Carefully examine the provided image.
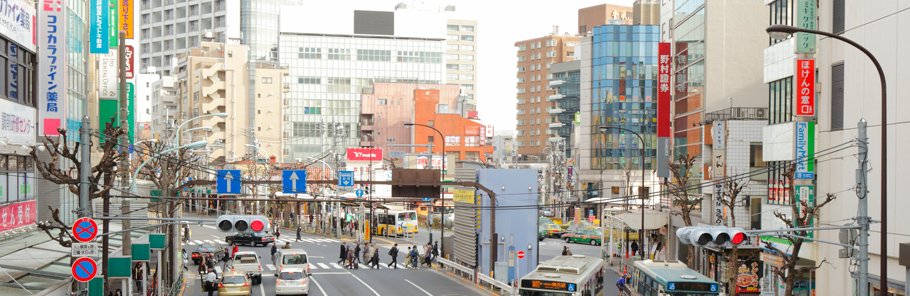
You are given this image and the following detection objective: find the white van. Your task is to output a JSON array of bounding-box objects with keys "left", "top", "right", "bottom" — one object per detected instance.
[{"left": 275, "top": 248, "right": 309, "bottom": 274}]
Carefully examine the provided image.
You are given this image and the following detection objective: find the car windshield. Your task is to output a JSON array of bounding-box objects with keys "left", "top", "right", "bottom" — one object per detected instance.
[
  {"left": 282, "top": 254, "right": 308, "bottom": 265},
  {"left": 196, "top": 245, "right": 215, "bottom": 252},
  {"left": 221, "top": 275, "right": 246, "bottom": 284},
  {"left": 279, "top": 272, "right": 305, "bottom": 280}
]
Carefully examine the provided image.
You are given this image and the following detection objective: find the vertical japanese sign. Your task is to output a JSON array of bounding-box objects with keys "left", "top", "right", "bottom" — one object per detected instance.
[
  {"left": 98, "top": 52, "right": 117, "bottom": 98},
  {"left": 0, "top": 0, "right": 36, "bottom": 52},
  {"left": 657, "top": 42, "right": 671, "bottom": 178},
  {"left": 38, "top": 0, "right": 67, "bottom": 136},
  {"left": 90, "top": 0, "right": 109, "bottom": 53},
  {"left": 119, "top": 0, "right": 133, "bottom": 38},
  {"left": 125, "top": 45, "right": 134, "bottom": 79},
  {"left": 795, "top": 185, "right": 815, "bottom": 237},
  {"left": 796, "top": 0, "right": 817, "bottom": 53},
  {"left": 794, "top": 122, "right": 815, "bottom": 179},
  {"left": 127, "top": 82, "right": 135, "bottom": 139},
  {"left": 108, "top": 0, "right": 117, "bottom": 47},
  {"left": 795, "top": 59, "right": 815, "bottom": 116}
]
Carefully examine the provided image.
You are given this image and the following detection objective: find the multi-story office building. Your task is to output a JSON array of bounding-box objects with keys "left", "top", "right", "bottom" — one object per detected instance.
[
  {"left": 278, "top": 6, "right": 446, "bottom": 162},
  {"left": 445, "top": 19, "right": 478, "bottom": 112},
  {"left": 514, "top": 31, "right": 579, "bottom": 159},
  {"left": 151, "top": 75, "right": 179, "bottom": 139},
  {"left": 139, "top": 0, "right": 241, "bottom": 74},
  {"left": 578, "top": 3, "right": 632, "bottom": 35},
  {"left": 577, "top": 24, "right": 660, "bottom": 206},
  {"left": 547, "top": 60, "right": 580, "bottom": 158},
  {"left": 175, "top": 42, "right": 288, "bottom": 165}
]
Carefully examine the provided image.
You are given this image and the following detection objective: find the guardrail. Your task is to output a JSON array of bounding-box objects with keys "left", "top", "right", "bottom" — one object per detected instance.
[
  {"left": 436, "top": 257, "right": 474, "bottom": 281},
  {"left": 477, "top": 272, "right": 515, "bottom": 296}
]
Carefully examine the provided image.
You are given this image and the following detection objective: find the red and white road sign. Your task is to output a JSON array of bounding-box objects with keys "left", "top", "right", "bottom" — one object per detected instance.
[
  {"left": 517, "top": 251, "right": 525, "bottom": 259},
  {"left": 72, "top": 218, "right": 98, "bottom": 243},
  {"left": 72, "top": 257, "right": 98, "bottom": 282}
]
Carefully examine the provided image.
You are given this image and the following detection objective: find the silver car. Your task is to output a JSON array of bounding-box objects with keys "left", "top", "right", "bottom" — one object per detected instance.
[{"left": 275, "top": 268, "right": 309, "bottom": 295}]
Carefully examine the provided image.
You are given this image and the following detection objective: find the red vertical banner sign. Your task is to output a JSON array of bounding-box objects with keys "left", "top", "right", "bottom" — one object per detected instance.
[
  {"left": 795, "top": 59, "right": 815, "bottom": 116},
  {"left": 656, "top": 42, "right": 671, "bottom": 178}
]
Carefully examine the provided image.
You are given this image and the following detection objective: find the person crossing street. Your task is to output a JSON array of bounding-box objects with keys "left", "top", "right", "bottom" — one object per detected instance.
[
  {"left": 387, "top": 244, "right": 399, "bottom": 269},
  {"left": 354, "top": 243, "right": 362, "bottom": 263},
  {"left": 338, "top": 242, "right": 347, "bottom": 264},
  {"left": 296, "top": 226, "right": 302, "bottom": 242}
]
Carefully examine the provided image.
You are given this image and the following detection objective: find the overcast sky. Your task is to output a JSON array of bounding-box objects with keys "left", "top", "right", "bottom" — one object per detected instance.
[{"left": 307, "top": 0, "right": 636, "bottom": 133}]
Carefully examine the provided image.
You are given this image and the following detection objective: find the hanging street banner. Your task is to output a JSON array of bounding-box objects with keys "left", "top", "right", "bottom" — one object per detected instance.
[
  {"left": 38, "top": 0, "right": 67, "bottom": 136},
  {"left": 657, "top": 42, "right": 671, "bottom": 178},
  {"left": 794, "top": 122, "right": 815, "bottom": 179},
  {"left": 795, "top": 59, "right": 815, "bottom": 117},
  {"left": 119, "top": 0, "right": 134, "bottom": 38},
  {"left": 90, "top": 0, "right": 110, "bottom": 53}
]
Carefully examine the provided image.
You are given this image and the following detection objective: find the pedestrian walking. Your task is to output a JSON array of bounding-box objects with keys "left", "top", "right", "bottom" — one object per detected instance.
[
  {"left": 354, "top": 243, "right": 362, "bottom": 263},
  {"left": 183, "top": 225, "right": 190, "bottom": 243},
  {"left": 181, "top": 249, "right": 188, "bottom": 271},
  {"left": 363, "top": 244, "right": 371, "bottom": 264},
  {"left": 231, "top": 243, "right": 239, "bottom": 258},
  {"left": 405, "top": 246, "right": 412, "bottom": 268},
  {"left": 346, "top": 246, "right": 355, "bottom": 269},
  {"left": 204, "top": 269, "right": 217, "bottom": 296},
  {"left": 271, "top": 243, "right": 278, "bottom": 267},
  {"left": 432, "top": 241, "right": 439, "bottom": 261},
  {"left": 371, "top": 247, "right": 380, "bottom": 269},
  {"left": 410, "top": 245, "right": 419, "bottom": 268},
  {"left": 296, "top": 226, "right": 302, "bottom": 242},
  {"left": 423, "top": 244, "right": 432, "bottom": 267},
  {"left": 338, "top": 242, "right": 347, "bottom": 264},
  {"left": 282, "top": 242, "right": 291, "bottom": 249},
  {"left": 388, "top": 244, "right": 399, "bottom": 269},
  {"left": 562, "top": 246, "right": 569, "bottom": 256},
  {"left": 133, "top": 263, "right": 143, "bottom": 293},
  {"left": 276, "top": 227, "right": 281, "bottom": 240}
]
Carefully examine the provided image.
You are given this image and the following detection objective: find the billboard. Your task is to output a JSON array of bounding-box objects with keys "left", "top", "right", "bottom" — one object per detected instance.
[
  {"left": 657, "top": 42, "right": 671, "bottom": 177},
  {"left": 90, "top": 0, "right": 110, "bottom": 53},
  {"left": 762, "top": 122, "right": 795, "bottom": 162},
  {"left": 346, "top": 148, "right": 382, "bottom": 161},
  {"left": 795, "top": 59, "right": 815, "bottom": 116},
  {"left": 125, "top": 45, "right": 135, "bottom": 79},
  {"left": 119, "top": 0, "right": 133, "bottom": 38},
  {"left": 0, "top": 99, "right": 37, "bottom": 144},
  {"left": 0, "top": 200, "right": 35, "bottom": 232},
  {"left": 795, "top": 0, "right": 817, "bottom": 53},
  {"left": 38, "top": 0, "right": 67, "bottom": 136},
  {"left": 0, "top": 0, "right": 36, "bottom": 52},
  {"left": 109, "top": 0, "right": 117, "bottom": 46},
  {"left": 794, "top": 122, "right": 815, "bottom": 179}
]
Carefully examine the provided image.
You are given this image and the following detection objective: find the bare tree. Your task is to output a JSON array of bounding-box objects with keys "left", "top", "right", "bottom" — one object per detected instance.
[
  {"left": 718, "top": 179, "right": 750, "bottom": 296},
  {"left": 668, "top": 153, "right": 702, "bottom": 267},
  {"left": 30, "top": 119, "right": 124, "bottom": 295},
  {"left": 763, "top": 165, "right": 836, "bottom": 296}
]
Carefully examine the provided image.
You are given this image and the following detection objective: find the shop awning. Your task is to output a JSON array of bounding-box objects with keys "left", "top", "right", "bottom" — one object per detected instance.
[{"left": 617, "top": 210, "right": 668, "bottom": 230}]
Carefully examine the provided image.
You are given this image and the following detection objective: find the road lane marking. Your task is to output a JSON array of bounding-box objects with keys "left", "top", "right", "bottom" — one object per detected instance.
[
  {"left": 348, "top": 272, "right": 381, "bottom": 296},
  {"left": 405, "top": 279, "right": 433, "bottom": 296},
  {"left": 309, "top": 264, "right": 317, "bottom": 269},
  {"left": 214, "top": 240, "right": 226, "bottom": 244},
  {"left": 310, "top": 272, "right": 349, "bottom": 275},
  {"left": 310, "top": 277, "right": 328, "bottom": 296},
  {"left": 330, "top": 263, "right": 343, "bottom": 269},
  {"left": 193, "top": 240, "right": 204, "bottom": 245},
  {"left": 259, "top": 277, "right": 265, "bottom": 296},
  {"left": 317, "top": 263, "right": 330, "bottom": 269},
  {"left": 265, "top": 264, "right": 275, "bottom": 271},
  {"left": 202, "top": 225, "right": 215, "bottom": 229}
]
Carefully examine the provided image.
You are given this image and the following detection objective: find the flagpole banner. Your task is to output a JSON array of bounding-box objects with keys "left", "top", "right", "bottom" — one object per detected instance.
[
  {"left": 38, "top": 0, "right": 67, "bottom": 136},
  {"left": 90, "top": 0, "right": 109, "bottom": 53}
]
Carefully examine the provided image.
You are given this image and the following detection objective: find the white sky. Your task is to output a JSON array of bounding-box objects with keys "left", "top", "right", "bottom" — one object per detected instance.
[{"left": 304, "top": 0, "right": 636, "bottom": 133}]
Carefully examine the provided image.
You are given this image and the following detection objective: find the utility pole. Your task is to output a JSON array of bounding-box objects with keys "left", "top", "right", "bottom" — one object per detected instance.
[
  {"left": 118, "top": 31, "right": 132, "bottom": 259},
  {"left": 856, "top": 119, "right": 870, "bottom": 296}
]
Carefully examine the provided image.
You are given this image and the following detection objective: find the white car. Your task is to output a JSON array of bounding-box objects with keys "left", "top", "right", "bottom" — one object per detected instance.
[
  {"left": 227, "top": 251, "right": 263, "bottom": 285},
  {"left": 276, "top": 249, "right": 309, "bottom": 275},
  {"left": 275, "top": 268, "right": 309, "bottom": 295}
]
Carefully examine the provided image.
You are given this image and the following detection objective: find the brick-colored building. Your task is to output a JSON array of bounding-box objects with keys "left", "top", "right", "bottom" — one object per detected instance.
[
  {"left": 514, "top": 33, "right": 579, "bottom": 159},
  {"left": 412, "top": 89, "right": 493, "bottom": 163},
  {"left": 577, "top": 4, "right": 632, "bottom": 35}
]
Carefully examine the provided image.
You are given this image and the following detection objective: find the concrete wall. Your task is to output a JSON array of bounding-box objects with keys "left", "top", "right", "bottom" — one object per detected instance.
[{"left": 476, "top": 169, "right": 538, "bottom": 282}]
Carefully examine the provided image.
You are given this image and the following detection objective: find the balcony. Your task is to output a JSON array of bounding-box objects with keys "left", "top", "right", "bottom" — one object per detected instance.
[
  {"left": 548, "top": 107, "right": 564, "bottom": 115},
  {"left": 361, "top": 122, "right": 374, "bottom": 131},
  {"left": 549, "top": 122, "right": 565, "bottom": 128},
  {"left": 548, "top": 79, "right": 564, "bottom": 87},
  {"left": 547, "top": 94, "right": 565, "bottom": 101}
]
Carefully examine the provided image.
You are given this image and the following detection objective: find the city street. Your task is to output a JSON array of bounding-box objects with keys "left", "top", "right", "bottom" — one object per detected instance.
[{"left": 180, "top": 214, "right": 491, "bottom": 296}]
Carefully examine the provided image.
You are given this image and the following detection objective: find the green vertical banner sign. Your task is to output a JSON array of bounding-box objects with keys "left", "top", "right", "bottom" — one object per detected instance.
[
  {"left": 127, "top": 82, "right": 135, "bottom": 139},
  {"left": 796, "top": 0, "right": 817, "bottom": 53},
  {"left": 795, "top": 185, "right": 815, "bottom": 238},
  {"left": 109, "top": 0, "right": 118, "bottom": 47},
  {"left": 99, "top": 99, "right": 118, "bottom": 142}
]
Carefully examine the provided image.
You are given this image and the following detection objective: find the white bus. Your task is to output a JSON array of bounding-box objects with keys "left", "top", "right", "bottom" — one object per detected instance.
[
  {"left": 518, "top": 255, "right": 605, "bottom": 296},
  {"left": 370, "top": 210, "right": 418, "bottom": 237}
]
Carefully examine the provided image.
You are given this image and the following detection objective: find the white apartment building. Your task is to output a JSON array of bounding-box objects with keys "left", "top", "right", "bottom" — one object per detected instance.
[
  {"left": 150, "top": 75, "right": 179, "bottom": 139},
  {"left": 139, "top": 0, "right": 241, "bottom": 74},
  {"left": 278, "top": 5, "right": 446, "bottom": 162}
]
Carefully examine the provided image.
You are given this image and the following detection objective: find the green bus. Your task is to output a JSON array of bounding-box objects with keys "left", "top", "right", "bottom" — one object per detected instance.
[
  {"left": 563, "top": 228, "right": 603, "bottom": 245},
  {"left": 629, "top": 260, "right": 720, "bottom": 296}
]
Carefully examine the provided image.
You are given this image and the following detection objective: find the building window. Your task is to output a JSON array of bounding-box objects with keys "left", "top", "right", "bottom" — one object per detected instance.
[
  {"left": 460, "top": 54, "right": 474, "bottom": 61},
  {"left": 378, "top": 99, "right": 388, "bottom": 105},
  {"left": 447, "top": 44, "right": 459, "bottom": 51},
  {"left": 327, "top": 48, "right": 351, "bottom": 60},
  {"left": 831, "top": 63, "right": 844, "bottom": 130},
  {"left": 750, "top": 143, "right": 767, "bottom": 167},
  {"left": 447, "top": 34, "right": 458, "bottom": 41},
  {"left": 299, "top": 77, "right": 321, "bottom": 84},
  {"left": 462, "top": 84, "right": 474, "bottom": 90},
  {"left": 461, "top": 25, "right": 474, "bottom": 32},
  {"left": 461, "top": 35, "right": 474, "bottom": 41},
  {"left": 462, "top": 45, "right": 474, "bottom": 51},
  {"left": 517, "top": 77, "right": 526, "bottom": 83},
  {"left": 769, "top": 0, "right": 794, "bottom": 44},
  {"left": 833, "top": 0, "right": 845, "bottom": 34},
  {"left": 446, "top": 73, "right": 458, "bottom": 80},
  {"left": 447, "top": 25, "right": 459, "bottom": 31},
  {"left": 461, "top": 64, "right": 474, "bottom": 71},
  {"left": 300, "top": 47, "right": 321, "bottom": 59},
  {"left": 446, "top": 54, "right": 459, "bottom": 60},
  {"left": 517, "top": 45, "right": 526, "bottom": 51},
  {"left": 460, "top": 74, "right": 474, "bottom": 81},
  {"left": 768, "top": 77, "right": 793, "bottom": 124},
  {"left": 446, "top": 64, "right": 459, "bottom": 70},
  {"left": 445, "top": 136, "right": 460, "bottom": 146},
  {"left": 518, "top": 56, "right": 526, "bottom": 62},
  {"left": 465, "top": 136, "right": 480, "bottom": 147},
  {"left": 261, "top": 77, "right": 272, "bottom": 84},
  {"left": 547, "top": 40, "right": 557, "bottom": 47}
]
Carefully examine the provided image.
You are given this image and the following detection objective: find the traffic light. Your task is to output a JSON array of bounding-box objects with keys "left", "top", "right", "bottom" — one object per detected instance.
[
  {"left": 676, "top": 226, "right": 748, "bottom": 248},
  {"left": 216, "top": 215, "right": 270, "bottom": 233}
]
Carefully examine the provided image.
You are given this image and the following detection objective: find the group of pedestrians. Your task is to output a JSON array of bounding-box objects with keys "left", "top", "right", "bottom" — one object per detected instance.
[{"left": 338, "top": 242, "right": 383, "bottom": 269}]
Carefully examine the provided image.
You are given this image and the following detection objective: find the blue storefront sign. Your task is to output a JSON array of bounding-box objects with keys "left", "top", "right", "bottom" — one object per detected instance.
[{"left": 90, "top": 0, "right": 109, "bottom": 53}]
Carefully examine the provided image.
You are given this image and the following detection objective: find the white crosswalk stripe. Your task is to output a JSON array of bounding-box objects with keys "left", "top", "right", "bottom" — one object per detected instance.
[
  {"left": 308, "top": 264, "right": 318, "bottom": 270},
  {"left": 265, "top": 264, "right": 276, "bottom": 271},
  {"left": 193, "top": 240, "right": 204, "bottom": 245},
  {"left": 213, "top": 240, "right": 226, "bottom": 244},
  {"left": 317, "top": 263, "right": 330, "bottom": 269},
  {"left": 330, "top": 263, "right": 343, "bottom": 269}
]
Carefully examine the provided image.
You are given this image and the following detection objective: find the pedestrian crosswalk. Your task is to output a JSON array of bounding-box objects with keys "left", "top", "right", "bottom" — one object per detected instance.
[
  {"left": 259, "top": 261, "right": 412, "bottom": 271},
  {"left": 183, "top": 237, "right": 338, "bottom": 246}
]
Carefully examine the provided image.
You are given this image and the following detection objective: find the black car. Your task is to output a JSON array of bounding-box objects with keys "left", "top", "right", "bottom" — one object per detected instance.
[
  {"left": 191, "top": 244, "right": 217, "bottom": 265},
  {"left": 225, "top": 232, "right": 276, "bottom": 247}
]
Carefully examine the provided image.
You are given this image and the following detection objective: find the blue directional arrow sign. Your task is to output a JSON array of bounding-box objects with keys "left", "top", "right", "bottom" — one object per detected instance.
[
  {"left": 216, "top": 170, "right": 241, "bottom": 195},
  {"left": 355, "top": 189, "right": 364, "bottom": 198},
  {"left": 282, "top": 170, "right": 307, "bottom": 194},
  {"left": 338, "top": 171, "right": 354, "bottom": 187}
]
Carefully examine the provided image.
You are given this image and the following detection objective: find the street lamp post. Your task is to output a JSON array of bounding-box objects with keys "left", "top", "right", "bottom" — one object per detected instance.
[
  {"left": 174, "top": 113, "right": 228, "bottom": 145},
  {"left": 766, "top": 24, "right": 887, "bottom": 296},
  {"left": 405, "top": 122, "right": 446, "bottom": 255},
  {"left": 599, "top": 126, "right": 647, "bottom": 258}
]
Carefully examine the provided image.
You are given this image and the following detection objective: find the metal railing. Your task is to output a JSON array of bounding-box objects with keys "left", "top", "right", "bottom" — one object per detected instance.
[
  {"left": 477, "top": 272, "right": 515, "bottom": 295},
  {"left": 436, "top": 257, "right": 475, "bottom": 282}
]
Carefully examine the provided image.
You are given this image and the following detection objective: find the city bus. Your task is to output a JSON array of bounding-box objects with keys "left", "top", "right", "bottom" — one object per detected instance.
[
  {"left": 370, "top": 210, "right": 418, "bottom": 237},
  {"left": 628, "top": 260, "right": 720, "bottom": 296},
  {"left": 518, "top": 255, "right": 605, "bottom": 296}
]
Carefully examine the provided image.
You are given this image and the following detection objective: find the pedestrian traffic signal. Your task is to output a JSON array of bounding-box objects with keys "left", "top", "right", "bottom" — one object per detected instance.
[
  {"left": 676, "top": 226, "right": 748, "bottom": 248},
  {"left": 215, "top": 215, "right": 270, "bottom": 233}
]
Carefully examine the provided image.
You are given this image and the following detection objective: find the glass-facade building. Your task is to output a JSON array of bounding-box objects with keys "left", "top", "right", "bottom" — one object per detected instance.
[
  {"left": 278, "top": 34, "right": 445, "bottom": 161},
  {"left": 671, "top": 0, "right": 706, "bottom": 160},
  {"left": 589, "top": 25, "right": 660, "bottom": 170}
]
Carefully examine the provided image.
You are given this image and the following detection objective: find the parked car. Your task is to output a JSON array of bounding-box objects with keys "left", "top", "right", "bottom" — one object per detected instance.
[
  {"left": 227, "top": 251, "right": 263, "bottom": 285},
  {"left": 191, "top": 244, "right": 218, "bottom": 265},
  {"left": 275, "top": 268, "right": 309, "bottom": 295},
  {"left": 563, "top": 228, "right": 604, "bottom": 246},
  {"left": 216, "top": 271, "right": 252, "bottom": 296},
  {"left": 538, "top": 225, "right": 547, "bottom": 241},
  {"left": 226, "top": 232, "right": 276, "bottom": 247},
  {"left": 543, "top": 223, "right": 565, "bottom": 238}
]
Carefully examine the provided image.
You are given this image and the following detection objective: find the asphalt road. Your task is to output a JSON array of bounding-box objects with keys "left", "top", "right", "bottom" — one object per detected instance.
[{"left": 181, "top": 215, "right": 489, "bottom": 296}]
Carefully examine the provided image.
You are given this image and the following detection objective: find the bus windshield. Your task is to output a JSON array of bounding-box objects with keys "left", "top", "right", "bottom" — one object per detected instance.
[{"left": 398, "top": 212, "right": 416, "bottom": 221}]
